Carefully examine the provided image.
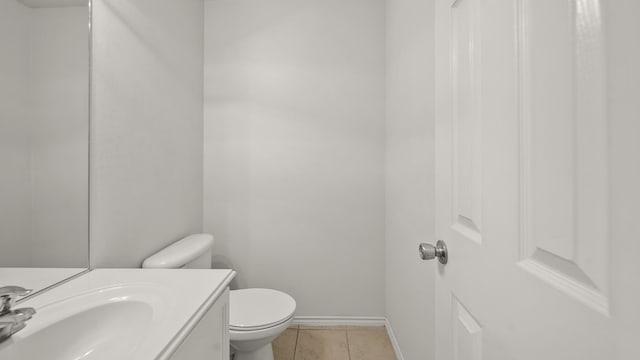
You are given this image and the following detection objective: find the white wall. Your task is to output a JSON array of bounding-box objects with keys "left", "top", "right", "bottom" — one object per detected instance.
[
  {"left": 203, "top": 0, "right": 386, "bottom": 317},
  {"left": 0, "top": 0, "right": 33, "bottom": 265},
  {"left": 0, "top": 2, "right": 89, "bottom": 268},
  {"left": 385, "top": 0, "right": 436, "bottom": 359},
  {"left": 90, "top": 0, "right": 204, "bottom": 267},
  {"left": 30, "top": 6, "right": 89, "bottom": 267}
]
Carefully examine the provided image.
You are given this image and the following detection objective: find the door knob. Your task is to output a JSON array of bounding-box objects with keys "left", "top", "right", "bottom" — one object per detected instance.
[{"left": 418, "top": 240, "right": 448, "bottom": 264}]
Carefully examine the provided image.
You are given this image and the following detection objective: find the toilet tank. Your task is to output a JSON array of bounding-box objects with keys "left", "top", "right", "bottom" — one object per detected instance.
[{"left": 142, "top": 234, "right": 213, "bottom": 269}]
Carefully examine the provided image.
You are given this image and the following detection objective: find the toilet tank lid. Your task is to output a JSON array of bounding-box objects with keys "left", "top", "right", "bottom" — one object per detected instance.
[{"left": 142, "top": 234, "right": 214, "bottom": 269}]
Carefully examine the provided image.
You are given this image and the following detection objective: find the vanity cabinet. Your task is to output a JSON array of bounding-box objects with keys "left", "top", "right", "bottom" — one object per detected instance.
[{"left": 170, "top": 288, "right": 230, "bottom": 360}]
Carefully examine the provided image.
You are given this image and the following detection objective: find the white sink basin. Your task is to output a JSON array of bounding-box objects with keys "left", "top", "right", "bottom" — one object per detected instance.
[
  {"left": 0, "top": 269, "right": 235, "bottom": 360},
  {"left": 1, "top": 285, "right": 167, "bottom": 360},
  {"left": 19, "top": 301, "right": 152, "bottom": 359}
]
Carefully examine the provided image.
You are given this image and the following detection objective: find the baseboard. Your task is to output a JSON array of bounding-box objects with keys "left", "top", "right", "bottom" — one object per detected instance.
[
  {"left": 385, "top": 318, "right": 406, "bottom": 360},
  {"left": 292, "top": 316, "right": 387, "bottom": 327}
]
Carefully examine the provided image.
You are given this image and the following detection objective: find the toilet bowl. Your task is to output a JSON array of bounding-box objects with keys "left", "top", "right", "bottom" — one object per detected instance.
[
  {"left": 230, "top": 288, "right": 296, "bottom": 360},
  {"left": 142, "top": 234, "right": 297, "bottom": 360}
]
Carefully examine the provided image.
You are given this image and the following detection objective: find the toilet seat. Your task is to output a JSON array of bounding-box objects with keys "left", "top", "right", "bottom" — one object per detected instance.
[{"left": 230, "top": 288, "right": 296, "bottom": 331}]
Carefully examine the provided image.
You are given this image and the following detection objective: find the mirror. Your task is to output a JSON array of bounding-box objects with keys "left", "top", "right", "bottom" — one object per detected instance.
[{"left": 0, "top": 0, "right": 90, "bottom": 296}]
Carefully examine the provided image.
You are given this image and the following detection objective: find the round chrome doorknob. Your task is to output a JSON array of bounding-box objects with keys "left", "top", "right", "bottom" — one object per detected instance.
[{"left": 418, "top": 240, "right": 448, "bottom": 264}]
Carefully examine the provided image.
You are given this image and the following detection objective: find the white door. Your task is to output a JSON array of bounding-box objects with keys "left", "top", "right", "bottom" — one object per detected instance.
[{"left": 433, "top": 0, "right": 640, "bottom": 359}]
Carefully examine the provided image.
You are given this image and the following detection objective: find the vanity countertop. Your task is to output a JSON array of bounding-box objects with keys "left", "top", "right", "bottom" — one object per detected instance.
[{"left": 0, "top": 268, "right": 236, "bottom": 360}]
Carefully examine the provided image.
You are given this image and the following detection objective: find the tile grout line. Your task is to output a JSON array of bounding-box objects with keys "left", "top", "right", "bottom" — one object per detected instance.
[
  {"left": 345, "top": 329, "right": 351, "bottom": 360},
  {"left": 292, "top": 327, "right": 300, "bottom": 360}
]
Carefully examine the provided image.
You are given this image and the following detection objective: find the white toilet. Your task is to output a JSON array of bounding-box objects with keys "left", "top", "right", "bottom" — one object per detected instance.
[{"left": 143, "top": 234, "right": 296, "bottom": 360}]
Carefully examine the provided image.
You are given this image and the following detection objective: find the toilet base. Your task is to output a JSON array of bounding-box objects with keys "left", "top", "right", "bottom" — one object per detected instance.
[{"left": 233, "top": 343, "right": 273, "bottom": 360}]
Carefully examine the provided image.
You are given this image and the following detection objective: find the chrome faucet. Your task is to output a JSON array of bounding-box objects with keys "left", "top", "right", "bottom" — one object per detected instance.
[{"left": 0, "top": 286, "right": 36, "bottom": 343}]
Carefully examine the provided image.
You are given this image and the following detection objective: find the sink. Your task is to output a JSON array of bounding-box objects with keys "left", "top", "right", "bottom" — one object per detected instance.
[
  {"left": 0, "top": 284, "right": 170, "bottom": 360},
  {"left": 0, "top": 269, "right": 235, "bottom": 360},
  {"left": 17, "top": 301, "right": 152, "bottom": 360}
]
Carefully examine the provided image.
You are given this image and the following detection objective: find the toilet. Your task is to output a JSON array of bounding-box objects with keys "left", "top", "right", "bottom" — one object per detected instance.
[{"left": 142, "top": 234, "right": 296, "bottom": 360}]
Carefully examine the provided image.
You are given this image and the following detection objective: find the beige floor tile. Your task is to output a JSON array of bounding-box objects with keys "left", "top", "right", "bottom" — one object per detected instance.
[
  {"left": 273, "top": 327, "right": 299, "bottom": 360},
  {"left": 294, "top": 330, "right": 350, "bottom": 360},
  {"left": 347, "top": 327, "right": 397, "bottom": 360}
]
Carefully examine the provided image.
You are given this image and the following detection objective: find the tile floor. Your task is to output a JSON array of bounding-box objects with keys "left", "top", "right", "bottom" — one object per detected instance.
[{"left": 272, "top": 325, "right": 397, "bottom": 360}]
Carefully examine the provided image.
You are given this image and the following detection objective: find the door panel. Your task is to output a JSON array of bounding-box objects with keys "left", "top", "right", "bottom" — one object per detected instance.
[
  {"left": 451, "top": 0, "right": 483, "bottom": 244},
  {"left": 518, "top": 0, "right": 609, "bottom": 314},
  {"left": 434, "top": 0, "right": 637, "bottom": 359},
  {"left": 452, "top": 297, "right": 482, "bottom": 360}
]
